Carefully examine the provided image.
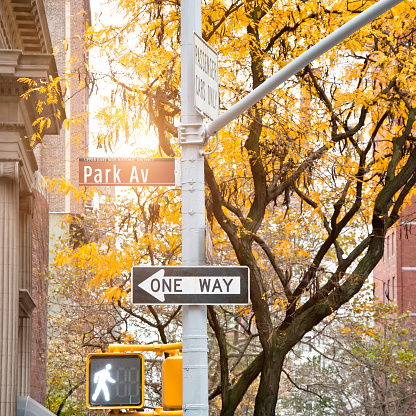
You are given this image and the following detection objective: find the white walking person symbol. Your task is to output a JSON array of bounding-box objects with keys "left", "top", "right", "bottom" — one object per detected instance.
[{"left": 92, "top": 364, "right": 116, "bottom": 401}]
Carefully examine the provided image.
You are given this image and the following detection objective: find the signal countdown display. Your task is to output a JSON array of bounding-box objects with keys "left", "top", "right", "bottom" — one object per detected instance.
[{"left": 86, "top": 353, "right": 144, "bottom": 409}]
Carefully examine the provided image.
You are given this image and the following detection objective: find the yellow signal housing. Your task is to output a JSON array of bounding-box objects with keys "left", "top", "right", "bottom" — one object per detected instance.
[{"left": 162, "top": 354, "right": 182, "bottom": 410}]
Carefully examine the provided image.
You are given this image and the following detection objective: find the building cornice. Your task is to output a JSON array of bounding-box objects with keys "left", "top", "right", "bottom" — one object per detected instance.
[
  {"left": 0, "top": 49, "right": 56, "bottom": 78},
  {"left": 0, "top": 122, "right": 26, "bottom": 136},
  {"left": 1, "top": 0, "right": 53, "bottom": 54}
]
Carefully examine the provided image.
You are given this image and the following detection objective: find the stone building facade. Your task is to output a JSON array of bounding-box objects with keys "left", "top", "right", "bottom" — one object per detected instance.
[
  {"left": 0, "top": 1, "right": 90, "bottom": 415},
  {"left": 0, "top": 1, "right": 61, "bottom": 415}
]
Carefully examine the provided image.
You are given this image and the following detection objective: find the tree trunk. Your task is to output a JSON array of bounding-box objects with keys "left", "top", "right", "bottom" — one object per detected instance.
[{"left": 253, "top": 348, "right": 285, "bottom": 416}]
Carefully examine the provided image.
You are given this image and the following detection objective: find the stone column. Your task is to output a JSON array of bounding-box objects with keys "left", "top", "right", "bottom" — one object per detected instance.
[
  {"left": 0, "top": 160, "right": 20, "bottom": 416},
  {"left": 18, "top": 195, "right": 34, "bottom": 396}
]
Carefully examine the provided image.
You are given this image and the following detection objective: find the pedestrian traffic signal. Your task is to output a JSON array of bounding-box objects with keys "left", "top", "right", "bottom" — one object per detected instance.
[{"left": 86, "top": 353, "right": 144, "bottom": 409}]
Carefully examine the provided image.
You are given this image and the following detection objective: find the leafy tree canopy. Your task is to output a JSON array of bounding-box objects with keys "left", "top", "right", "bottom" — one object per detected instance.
[
  {"left": 278, "top": 296, "right": 416, "bottom": 416},
  {"left": 43, "top": 0, "right": 416, "bottom": 414}
]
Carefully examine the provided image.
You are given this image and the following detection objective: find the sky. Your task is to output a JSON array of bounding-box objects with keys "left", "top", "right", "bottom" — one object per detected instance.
[{"left": 86, "top": 0, "right": 160, "bottom": 158}]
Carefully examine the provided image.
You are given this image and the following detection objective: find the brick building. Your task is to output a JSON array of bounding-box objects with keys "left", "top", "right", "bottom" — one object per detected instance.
[
  {"left": 40, "top": 0, "right": 90, "bottom": 216},
  {"left": 40, "top": 0, "right": 91, "bottom": 286},
  {"left": 373, "top": 194, "right": 416, "bottom": 318},
  {"left": 35, "top": 0, "right": 91, "bottom": 409},
  {"left": 0, "top": 1, "right": 90, "bottom": 415}
]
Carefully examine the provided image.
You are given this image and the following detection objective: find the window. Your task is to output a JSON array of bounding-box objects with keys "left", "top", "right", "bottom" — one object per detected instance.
[
  {"left": 301, "top": 336, "right": 312, "bottom": 354},
  {"left": 383, "top": 282, "right": 386, "bottom": 303},
  {"left": 392, "top": 276, "right": 395, "bottom": 300},
  {"left": 387, "top": 236, "right": 390, "bottom": 258},
  {"left": 392, "top": 232, "right": 395, "bottom": 256},
  {"left": 387, "top": 279, "right": 390, "bottom": 301}
]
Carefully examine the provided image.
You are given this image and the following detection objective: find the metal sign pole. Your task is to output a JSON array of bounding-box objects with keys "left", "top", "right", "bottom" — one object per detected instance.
[{"left": 180, "top": 0, "right": 208, "bottom": 416}]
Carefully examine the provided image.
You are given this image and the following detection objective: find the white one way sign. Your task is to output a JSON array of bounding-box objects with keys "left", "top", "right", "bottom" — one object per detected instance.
[{"left": 131, "top": 266, "right": 249, "bottom": 305}]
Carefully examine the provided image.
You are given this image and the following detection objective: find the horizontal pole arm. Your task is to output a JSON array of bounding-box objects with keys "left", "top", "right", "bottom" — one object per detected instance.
[
  {"left": 205, "top": 0, "right": 404, "bottom": 137},
  {"left": 108, "top": 342, "right": 182, "bottom": 356},
  {"left": 109, "top": 409, "right": 182, "bottom": 416}
]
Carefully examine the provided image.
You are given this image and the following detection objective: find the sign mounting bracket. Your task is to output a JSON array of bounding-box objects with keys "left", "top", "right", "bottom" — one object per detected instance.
[{"left": 179, "top": 124, "right": 207, "bottom": 145}]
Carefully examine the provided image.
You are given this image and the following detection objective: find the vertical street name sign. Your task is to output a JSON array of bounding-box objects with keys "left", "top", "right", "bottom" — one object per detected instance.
[
  {"left": 131, "top": 266, "right": 249, "bottom": 305},
  {"left": 79, "top": 157, "right": 178, "bottom": 186},
  {"left": 194, "top": 33, "right": 219, "bottom": 121}
]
